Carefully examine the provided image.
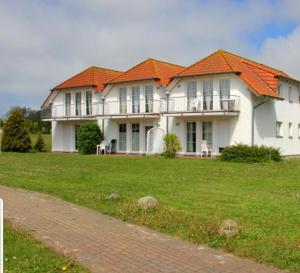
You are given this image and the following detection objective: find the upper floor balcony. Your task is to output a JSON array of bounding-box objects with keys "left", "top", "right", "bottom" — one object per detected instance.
[
  {"left": 41, "top": 96, "right": 240, "bottom": 120},
  {"left": 103, "top": 99, "right": 161, "bottom": 118},
  {"left": 41, "top": 102, "right": 102, "bottom": 120},
  {"left": 163, "top": 95, "right": 240, "bottom": 117}
]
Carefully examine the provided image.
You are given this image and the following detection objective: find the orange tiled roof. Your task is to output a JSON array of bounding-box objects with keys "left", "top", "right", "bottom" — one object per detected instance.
[
  {"left": 109, "top": 58, "right": 185, "bottom": 87},
  {"left": 176, "top": 50, "right": 294, "bottom": 98},
  {"left": 53, "top": 66, "right": 123, "bottom": 92}
]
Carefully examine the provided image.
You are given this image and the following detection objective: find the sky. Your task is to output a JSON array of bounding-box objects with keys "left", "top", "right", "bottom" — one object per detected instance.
[{"left": 1, "top": 0, "right": 300, "bottom": 117}]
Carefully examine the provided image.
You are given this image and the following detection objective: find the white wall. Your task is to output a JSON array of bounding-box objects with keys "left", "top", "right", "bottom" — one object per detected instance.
[{"left": 254, "top": 80, "right": 300, "bottom": 155}]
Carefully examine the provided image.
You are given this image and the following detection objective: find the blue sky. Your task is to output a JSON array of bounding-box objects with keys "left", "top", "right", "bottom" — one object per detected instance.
[{"left": 1, "top": 0, "right": 300, "bottom": 117}]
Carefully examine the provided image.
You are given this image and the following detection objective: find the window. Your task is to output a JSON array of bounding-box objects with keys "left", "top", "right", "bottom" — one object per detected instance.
[
  {"left": 145, "top": 85, "right": 153, "bottom": 113},
  {"left": 132, "top": 87, "right": 140, "bottom": 113},
  {"left": 187, "top": 81, "right": 197, "bottom": 111},
  {"left": 86, "top": 91, "right": 92, "bottom": 115},
  {"left": 202, "top": 122, "right": 212, "bottom": 145},
  {"left": 220, "top": 79, "right": 230, "bottom": 110},
  {"left": 65, "top": 93, "right": 71, "bottom": 116},
  {"left": 289, "top": 122, "right": 293, "bottom": 138},
  {"left": 119, "top": 124, "right": 127, "bottom": 151},
  {"left": 203, "top": 80, "right": 213, "bottom": 110},
  {"left": 74, "top": 125, "right": 80, "bottom": 150},
  {"left": 288, "top": 87, "right": 293, "bottom": 103},
  {"left": 186, "top": 122, "right": 196, "bottom": 152},
  {"left": 119, "top": 87, "right": 127, "bottom": 114},
  {"left": 277, "top": 84, "right": 282, "bottom": 97},
  {"left": 75, "top": 92, "right": 81, "bottom": 116},
  {"left": 276, "top": 121, "right": 283, "bottom": 137},
  {"left": 132, "top": 123, "right": 140, "bottom": 151}
]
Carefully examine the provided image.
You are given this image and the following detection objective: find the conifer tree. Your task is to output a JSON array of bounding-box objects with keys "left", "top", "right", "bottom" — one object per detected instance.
[
  {"left": 34, "top": 131, "right": 46, "bottom": 152},
  {"left": 1, "top": 107, "right": 32, "bottom": 152}
]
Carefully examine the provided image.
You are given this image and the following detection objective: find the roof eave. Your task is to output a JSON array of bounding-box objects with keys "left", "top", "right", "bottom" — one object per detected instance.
[
  {"left": 106, "top": 77, "right": 160, "bottom": 85},
  {"left": 173, "top": 71, "right": 241, "bottom": 79}
]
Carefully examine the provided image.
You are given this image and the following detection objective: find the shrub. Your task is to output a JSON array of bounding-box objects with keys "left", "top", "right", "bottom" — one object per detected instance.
[
  {"left": 77, "top": 123, "right": 103, "bottom": 154},
  {"left": 220, "top": 144, "right": 282, "bottom": 163},
  {"left": 34, "top": 132, "right": 46, "bottom": 152},
  {"left": 1, "top": 107, "right": 32, "bottom": 152},
  {"left": 163, "top": 133, "right": 182, "bottom": 158}
]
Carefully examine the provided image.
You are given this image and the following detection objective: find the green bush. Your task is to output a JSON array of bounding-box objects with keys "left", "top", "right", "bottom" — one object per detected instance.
[
  {"left": 77, "top": 123, "right": 103, "bottom": 155},
  {"left": 163, "top": 133, "right": 182, "bottom": 158},
  {"left": 1, "top": 107, "right": 32, "bottom": 152},
  {"left": 220, "top": 144, "right": 282, "bottom": 163},
  {"left": 34, "top": 132, "right": 46, "bottom": 152}
]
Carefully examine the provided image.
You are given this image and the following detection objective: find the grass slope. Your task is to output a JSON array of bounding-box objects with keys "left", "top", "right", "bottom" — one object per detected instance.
[
  {"left": 0, "top": 153, "right": 299, "bottom": 272},
  {"left": 4, "top": 221, "right": 89, "bottom": 273}
]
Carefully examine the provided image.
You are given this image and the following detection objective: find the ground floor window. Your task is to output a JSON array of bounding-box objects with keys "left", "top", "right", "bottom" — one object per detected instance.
[
  {"left": 276, "top": 121, "right": 283, "bottom": 137},
  {"left": 132, "top": 123, "right": 140, "bottom": 151},
  {"left": 186, "top": 122, "right": 196, "bottom": 152},
  {"left": 203, "top": 122, "right": 212, "bottom": 145},
  {"left": 74, "top": 125, "right": 80, "bottom": 150},
  {"left": 119, "top": 124, "right": 127, "bottom": 151}
]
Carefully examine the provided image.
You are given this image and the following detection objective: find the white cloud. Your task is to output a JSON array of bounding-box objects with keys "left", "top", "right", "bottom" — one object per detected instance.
[{"left": 0, "top": 0, "right": 300, "bottom": 116}]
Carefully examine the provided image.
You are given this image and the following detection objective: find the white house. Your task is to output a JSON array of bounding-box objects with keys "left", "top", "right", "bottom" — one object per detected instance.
[{"left": 42, "top": 50, "right": 300, "bottom": 156}]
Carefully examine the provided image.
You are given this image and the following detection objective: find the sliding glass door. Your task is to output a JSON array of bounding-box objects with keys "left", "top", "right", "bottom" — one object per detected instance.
[{"left": 186, "top": 122, "right": 196, "bottom": 152}]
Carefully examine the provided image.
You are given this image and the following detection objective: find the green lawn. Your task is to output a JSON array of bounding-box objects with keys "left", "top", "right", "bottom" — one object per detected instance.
[
  {"left": 4, "top": 221, "right": 89, "bottom": 273},
  {"left": 30, "top": 134, "right": 51, "bottom": 151},
  {"left": 0, "top": 153, "right": 299, "bottom": 272}
]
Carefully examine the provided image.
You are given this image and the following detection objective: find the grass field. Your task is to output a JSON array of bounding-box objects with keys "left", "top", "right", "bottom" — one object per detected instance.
[
  {"left": 0, "top": 153, "right": 299, "bottom": 272},
  {"left": 4, "top": 221, "right": 89, "bottom": 273},
  {"left": 30, "top": 134, "right": 51, "bottom": 151}
]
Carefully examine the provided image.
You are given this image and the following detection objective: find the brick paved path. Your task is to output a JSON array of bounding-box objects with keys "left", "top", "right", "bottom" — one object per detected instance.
[{"left": 0, "top": 186, "right": 286, "bottom": 273}]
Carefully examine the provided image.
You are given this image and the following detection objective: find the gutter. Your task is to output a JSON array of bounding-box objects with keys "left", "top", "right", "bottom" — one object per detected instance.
[{"left": 251, "top": 96, "right": 267, "bottom": 146}]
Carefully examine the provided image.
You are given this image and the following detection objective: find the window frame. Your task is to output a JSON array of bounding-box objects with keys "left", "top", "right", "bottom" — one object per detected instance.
[
  {"left": 289, "top": 122, "right": 293, "bottom": 138},
  {"left": 276, "top": 121, "right": 283, "bottom": 138}
]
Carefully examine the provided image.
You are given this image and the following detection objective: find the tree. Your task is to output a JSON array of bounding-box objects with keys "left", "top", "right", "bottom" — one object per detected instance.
[
  {"left": 34, "top": 132, "right": 46, "bottom": 152},
  {"left": 77, "top": 123, "right": 103, "bottom": 154},
  {"left": 1, "top": 107, "right": 32, "bottom": 152},
  {"left": 163, "top": 133, "right": 182, "bottom": 158}
]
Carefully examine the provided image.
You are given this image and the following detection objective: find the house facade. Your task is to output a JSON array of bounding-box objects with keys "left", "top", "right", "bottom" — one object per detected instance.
[{"left": 42, "top": 50, "right": 300, "bottom": 156}]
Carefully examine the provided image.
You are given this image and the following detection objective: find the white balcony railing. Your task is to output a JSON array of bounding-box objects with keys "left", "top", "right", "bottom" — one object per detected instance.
[
  {"left": 165, "top": 95, "right": 240, "bottom": 113},
  {"left": 41, "top": 103, "right": 103, "bottom": 119},
  {"left": 104, "top": 99, "right": 161, "bottom": 115}
]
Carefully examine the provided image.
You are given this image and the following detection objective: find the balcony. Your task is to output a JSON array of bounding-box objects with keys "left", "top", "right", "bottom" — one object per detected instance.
[
  {"left": 163, "top": 95, "right": 240, "bottom": 116},
  {"left": 103, "top": 99, "right": 161, "bottom": 118},
  {"left": 41, "top": 103, "right": 102, "bottom": 120}
]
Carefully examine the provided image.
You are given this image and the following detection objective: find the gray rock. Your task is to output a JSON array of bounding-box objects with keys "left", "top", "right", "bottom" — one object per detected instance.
[
  {"left": 138, "top": 196, "right": 159, "bottom": 209},
  {"left": 218, "top": 219, "right": 239, "bottom": 237},
  {"left": 105, "top": 193, "right": 120, "bottom": 201}
]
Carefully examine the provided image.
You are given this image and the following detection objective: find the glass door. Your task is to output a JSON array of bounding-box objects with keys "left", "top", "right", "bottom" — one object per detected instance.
[
  {"left": 220, "top": 79, "right": 230, "bottom": 110},
  {"left": 132, "top": 123, "right": 140, "bottom": 151},
  {"left": 145, "top": 86, "right": 153, "bottom": 113},
  {"left": 65, "top": 93, "right": 71, "bottom": 116},
  {"left": 119, "top": 124, "right": 127, "bottom": 151},
  {"left": 145, "top": 126, "right": 153, "bottom": 152},
  {"left": 119, "top": 87, "right": 127, "bottom": 114},
  {"left": 187, "top": 81, "right": 197, "bottom": 111},
  {"left": 186, "top": 122, "right": 196, "bottom": 152},
  {"left": 132, "top": 87, "right": 140, "bottom": 113},
  {"left": 202, "top": 122, "right": 212, "bottom": 145},
  {"left": 74, "top": 125, "right": 80, "bottom": 151},
  {"left": 203, "top": 80, "right": 213, "bottom": 110}
]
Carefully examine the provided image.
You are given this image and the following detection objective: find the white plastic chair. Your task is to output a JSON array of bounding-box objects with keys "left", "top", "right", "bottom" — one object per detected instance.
[
  {"left": 189, "top": 98, "right": 201, "bottom": 111},
  {"left": 200, "top": 140, "right": 212, "bottom": 157}
]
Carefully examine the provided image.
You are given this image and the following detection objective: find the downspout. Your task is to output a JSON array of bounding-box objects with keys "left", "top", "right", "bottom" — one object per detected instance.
[
  {"left": 101, "top": 96, "right": 105, "bottom": 137},
  {"left": 251, "top": 96, "right": 267, "bottom": 146},
  {"left": 166, "top": 91, "right": 170, "bottom": 133}
]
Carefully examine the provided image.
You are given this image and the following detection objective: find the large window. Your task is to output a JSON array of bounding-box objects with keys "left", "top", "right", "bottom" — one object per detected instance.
[
  {"left": 288, "top": 87, "right": 293, "bottom": 103},
  {"left": 132, "top": 86, "right": 140, "bottom": 113},
  {"left": 119, "top": 87, "right": 127, "bottom": 114},
  {"left": 203, "top": 122, "right": 212, "bottom": 145},
  {"left": 119, "top": 124, "right": 127, "bottom": 151},
  {"left": 276, "top": 121, "right": 283, "bottom": 137},
  {"left": 187, "top": 81, "right": 197, "bottom": 111},
  {"left": 75, "top": 92, "right": 81, "bottom": 116},
  {"left": 145, "top": 85, "right": 153, "bottom": 113},
  {"left": 220, "top": 79, "right": 230, "bottom": 110},
  {"left": 132, "top": 123, "right": 140, "bottom": 151},
  {"left": 65, "top": 93, "right": 71, "bottom": 116},
  {"left": 86, "top": 91, "right": 92, "bottom": 115},
  {"left": 289, "top": 122, "right": 293, "bottom": 138},
  {"left": 186, "top": 122, "right": 196, "bottom": 152},
  {"left": 203, "top": 80, "right": 213, "bottom": 110}
]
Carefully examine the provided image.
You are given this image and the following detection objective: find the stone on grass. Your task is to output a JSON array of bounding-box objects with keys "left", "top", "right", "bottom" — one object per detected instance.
[
  {"left": 138, "top": 196, "right": 159, "bottom": 209},
  {"left": 105, "top": 193, "right": 120, "bottom": 201},
  {"left": 218, "top": 219, "right": 239, "bottom": 237}
]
